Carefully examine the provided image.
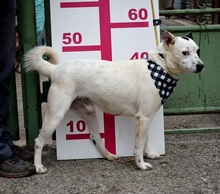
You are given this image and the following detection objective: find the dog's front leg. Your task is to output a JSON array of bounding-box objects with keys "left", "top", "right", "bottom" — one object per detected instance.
[
  {"left": 134, "top": 116, "right": 153, "bottom": 170},
  {"left": 144, "top": 142, "right": 161, "bottom": 160}
]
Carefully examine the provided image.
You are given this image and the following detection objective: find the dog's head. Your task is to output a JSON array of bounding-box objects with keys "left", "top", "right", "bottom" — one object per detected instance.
[{"left": 157, "top": 31, "right": 204, "bottom": 76}]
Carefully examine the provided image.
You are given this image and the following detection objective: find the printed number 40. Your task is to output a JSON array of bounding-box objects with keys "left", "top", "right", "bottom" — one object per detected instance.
[{"left": 130, "top": 52, "right": 148, "bottom": 60}]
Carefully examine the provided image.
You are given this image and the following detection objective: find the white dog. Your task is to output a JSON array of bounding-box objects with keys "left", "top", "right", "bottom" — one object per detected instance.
[{"left": 24, "top": 31, "right": 204, "bottom": 173}]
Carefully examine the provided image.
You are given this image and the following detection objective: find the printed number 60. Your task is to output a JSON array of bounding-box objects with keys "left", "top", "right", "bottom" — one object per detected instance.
[{"left": 128, "top": 8, "right": 148, "bottom": 20}]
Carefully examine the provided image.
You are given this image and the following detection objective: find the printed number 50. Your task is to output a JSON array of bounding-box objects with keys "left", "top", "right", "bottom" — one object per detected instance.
[{"left": 62, "top": 32, "right": 82, "bottom": 45}]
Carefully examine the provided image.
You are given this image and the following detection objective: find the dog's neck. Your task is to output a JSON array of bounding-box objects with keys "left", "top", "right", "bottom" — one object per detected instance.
[
  {"left": 148, "top": 44, "right": 179, "bottom": 79},
  {"left": 148, "top": 55, "right": 173, "bottom": 75}
]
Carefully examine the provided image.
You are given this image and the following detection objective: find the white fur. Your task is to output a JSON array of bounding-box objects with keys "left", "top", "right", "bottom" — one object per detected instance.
[{"left": 23, "top": 32, "right": 204, "bottom": 173}]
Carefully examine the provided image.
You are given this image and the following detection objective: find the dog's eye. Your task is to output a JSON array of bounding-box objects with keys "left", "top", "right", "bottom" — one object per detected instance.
[
  {"left": 182, "top": 51, "right": 190, "bottom": 56},
  {"left": 197, "top": 49, "right": 200, "bottom": 57}
]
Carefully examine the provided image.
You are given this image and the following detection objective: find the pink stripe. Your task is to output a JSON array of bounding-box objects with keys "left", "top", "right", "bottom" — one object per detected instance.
[
  {"left": 60, "top": 2, "right": 99, "bottom": 8},
  {"left": 62, "top": 45, "right": 101, "bottom": 52},
  {"left": 99, "top": 0, "right": 112, "bottom": 60},
  {"left": 103, "top": 114, "right": 116, "bottom": 154},
  {"left": 66, "top": 115, "right": 116, "bottom": 154},
  {"left": 99, "top": 0, "right": 116, "bottom": 154},
  {"left": 111, "top": 22, "right": 149, "bottom": 28},
  {"left": 66, "top": 133, "right": 105, "bottom": 140},
  {"left": 64, "top": 1, "right": 117, "bottom": 155}
]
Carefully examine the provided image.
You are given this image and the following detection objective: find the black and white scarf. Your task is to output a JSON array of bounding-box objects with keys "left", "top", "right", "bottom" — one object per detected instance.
[{"left": 147, "top": 60, "right": 179, "bottom": 104}]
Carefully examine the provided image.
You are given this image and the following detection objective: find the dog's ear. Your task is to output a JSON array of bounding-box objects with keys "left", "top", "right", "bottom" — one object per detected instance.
[
  {"left": 185, "top": 31, "right": 193, "bottom": 40},
  {"left": 161, "top": 31, "right": 175, "bottom": 47}
]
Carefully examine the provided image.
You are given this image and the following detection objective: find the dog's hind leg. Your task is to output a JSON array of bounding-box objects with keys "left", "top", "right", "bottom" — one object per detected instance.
[
  {"left": 71, "top": 98, "right": 118, "bottom": 160},
  {"left": 35, "top": 86, "right": 75, "bottom": 173}
]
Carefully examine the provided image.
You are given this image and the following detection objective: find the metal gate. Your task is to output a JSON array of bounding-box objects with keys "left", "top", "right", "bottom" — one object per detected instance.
[
  {"left": 160, "top": 0, "right": 220, "bottom": 134},
  {"left": 11, "top": 0, "right": 220, "bottom": 148}
]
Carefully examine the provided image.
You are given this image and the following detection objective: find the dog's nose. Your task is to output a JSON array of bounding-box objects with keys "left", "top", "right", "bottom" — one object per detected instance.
[{"left": 196, "top": 63, "right": 204, "bottom": 73}]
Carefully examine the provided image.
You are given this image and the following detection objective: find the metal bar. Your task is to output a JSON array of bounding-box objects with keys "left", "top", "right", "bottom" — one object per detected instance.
[
  {"left": 44, "top": 0, "right": 57, "bottom": 140},
  {"left": 44, "top": 0, "right": 52, "bottom": 46},
  {"left": 40, "top": 0, "right": 51, "bottom": 102},
  {"left": 9, "top": 71, "right": 19, "bottom": 140},
  {"left": 161, "top": 25, "right": 220, "bottom": 32},
  {"left": 164, "top": 107, "right": 220, "bottom": 115},
  {"left": 16, "top": 0, "right": 42, "bottom": 149},
  {"left": 160, "top": 8, "right": 220, "bottom": 16},
  {"left": 165, "top": 127, "right": 220, "bottom": 135}
]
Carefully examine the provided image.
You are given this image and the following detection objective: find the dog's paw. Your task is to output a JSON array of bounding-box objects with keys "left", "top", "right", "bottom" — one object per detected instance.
[
  {"left": 35, "top": 165, "right": 48, "bottom": 174},
  {"left": 145, "top": 152, "right": 160, "bottom": 159},
  {"left": 106, "top": 153, "right": 119, "bottom": 160},
  {"left": 137, "top": 162, "right": 153, "bottom": 170}
]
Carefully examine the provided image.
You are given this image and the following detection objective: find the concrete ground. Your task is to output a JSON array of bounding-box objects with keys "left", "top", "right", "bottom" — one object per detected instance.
[
  {"left": 1, "top": 17, "right": 220, "bottom": 194},
  {"left": 1, "top": 132, "right": 219, "bottom": 194}
]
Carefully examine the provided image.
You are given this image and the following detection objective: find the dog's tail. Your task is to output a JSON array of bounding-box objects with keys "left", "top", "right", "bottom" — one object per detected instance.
[{"left": 23, "top": 46, "right": 59, "bottom": 77}]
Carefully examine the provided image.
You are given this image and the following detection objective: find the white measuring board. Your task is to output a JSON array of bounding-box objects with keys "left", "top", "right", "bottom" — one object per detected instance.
[{"left": 50, "top": 0, "right": 165, "bottom": 160}]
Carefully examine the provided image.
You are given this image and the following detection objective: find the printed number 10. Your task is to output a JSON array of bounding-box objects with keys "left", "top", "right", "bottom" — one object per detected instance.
[{"left": 67, "top": 120, "right": 86, "bottom": 133}]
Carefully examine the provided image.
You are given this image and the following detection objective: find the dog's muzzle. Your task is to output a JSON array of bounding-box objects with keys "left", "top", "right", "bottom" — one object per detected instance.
[{"left": 195, "top": 63, "right": 204, "bottom": 73}]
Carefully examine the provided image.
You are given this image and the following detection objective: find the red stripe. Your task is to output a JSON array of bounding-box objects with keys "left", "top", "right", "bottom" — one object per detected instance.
[
  {"left": 111, "top": 22, "right": 149, "bottom": 28},
  {"left": 66, "top": 133, "right": 105, "bottom": 140},
  {"left": 99, "top": 0, "right": 116, "bottom": 154},
  {"left": 99, "top": 0, "right": 112, "bottom": 60},
  {"left": 66, "top": 120, "right": 116, "bottom": 155},
  {"left": 103, "top": 114, "right": 116, "bottom": 154},
  {"left": 62, "top": 45, "right": 101, "bottom": 52},
  {"left": 60, "top": 2, "right": 99, "bottom": 8},
  {"left": 63, "top": 0, "right": 116, "bottom": 155}
]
